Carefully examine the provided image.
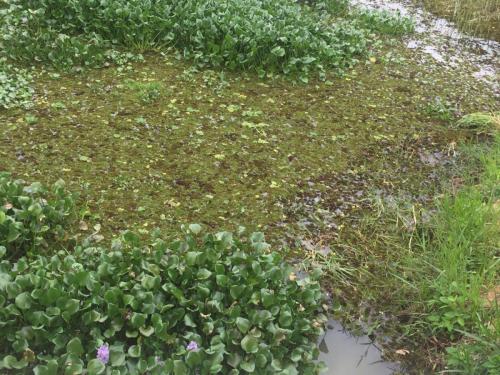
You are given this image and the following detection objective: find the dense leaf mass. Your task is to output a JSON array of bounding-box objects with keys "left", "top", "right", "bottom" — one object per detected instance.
[
  {"left": 0, "top": 173, "right": 75, "bottom": 259},
  {"left": 0, "top": 0, "right": 412, "bottom": 78},
  {"left": 0, "top": 225, "right": 326, "bottom": 374}
]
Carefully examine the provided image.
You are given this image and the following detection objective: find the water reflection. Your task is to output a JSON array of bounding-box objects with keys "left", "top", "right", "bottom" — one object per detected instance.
[{"left": 319, "top": 320, "right": 401, "bottom": 375}]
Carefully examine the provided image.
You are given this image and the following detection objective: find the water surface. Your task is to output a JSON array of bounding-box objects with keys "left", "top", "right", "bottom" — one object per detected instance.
[{"left": 319, "top": 321, "right": 401, "bottom": 375}]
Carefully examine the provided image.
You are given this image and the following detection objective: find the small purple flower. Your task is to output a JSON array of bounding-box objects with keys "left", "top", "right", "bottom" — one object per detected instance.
[
  {"left": 96, "top": 344, "right": 109, "bottom": 364},
  {"left": 155, "top": 356, "right": 165, "bottom": 366},
  {"left": 186, "top": 341, "right": 199, "bottom": 352}
]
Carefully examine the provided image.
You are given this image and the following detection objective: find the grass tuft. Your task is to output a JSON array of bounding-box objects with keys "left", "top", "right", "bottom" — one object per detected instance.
[{"left": 454, "top": 112, "right": 500, "bottom": 134}]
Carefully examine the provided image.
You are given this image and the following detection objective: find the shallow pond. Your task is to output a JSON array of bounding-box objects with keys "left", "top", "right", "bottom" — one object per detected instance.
[{"left": 318, "top": 321, "right": 401, "bottom": 374}]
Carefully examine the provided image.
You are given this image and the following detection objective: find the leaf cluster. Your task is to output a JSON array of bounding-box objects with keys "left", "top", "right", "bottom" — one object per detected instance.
[
  {"left": 0, "top": 225, "right": 327, "bottom": 374},
  {"left": 0, "top": 173, "right": 76, "bottom": 260},
  {"left": 0, "top": 0, "right": 410, "bottom": 78}
]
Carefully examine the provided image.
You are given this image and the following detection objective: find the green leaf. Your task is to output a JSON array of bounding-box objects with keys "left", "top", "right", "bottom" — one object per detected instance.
[
  {"left": 227, "top": 352, "right": 241, "bottom": 368},
  {"left": 209, "top": 363, "right": 223, "bottom": 374},
  {"left": 260, "top": 289, "right": 275, "bottom": 308},
  {"left": 173, "top": 360, "right": 187, "bottom": 375},
  {"left": 104, "top": 289, "right": 119, "bottom": 304},
  {"left": 256, "top": 353, "right": 267, "bottom": 368},
  {"left": 109, "top": 347, "right": 125, "bottom": 367},
  {"left": 197, "top": 268, "right": 212, "bottom": 280},
  {"left": 7, "top": 225, "right": 20, "bottom": 242},
  {"left": 131, "top": 313, "right": 146, "bottom": 328},
  {"left": 290, "top": 349, "right": 302, "bottom": 362},
  {"left": 250, "top": 232, "right": 265, "bottom": 244},
  {"left": 87, "top": 359, "right": 105, "bottom": 375},
  {"left": 188, "top": 223, "right": 202, "bottom": 235},
  {"left": 66, "top": 337, "right": 84, "bottom": 356},
  {"left": 126, "top": 330, "right": 138, "bottom": 338},
  {"left": 184, "top": 314, "right": 197, "bottom": 327},
  {"left": 141, "top": 275, "right": 157, "bottom": 290},
  {"left": 0, "top": 246, "right": 5, "bottom": 259},
  {"left": 139, "top": 326, "right": 154, "bottom": 337},
  {"left": 236, "top": 317, "right": 250, "bottom": 333},
  {"left": 12, "top": 337, "right": 28, "bottom": 352},
  {"left": 128, "top": 345, "right": 141, "bottom": 358},
  {"left": 240, "top": 360, "right": 255, "bottom": 372},
  {"left": 15, "top": 292, "right": 32, "bottom": 310},
  {"left": 186, "top": 351, "right": 201, "bottom": 367},
  {"left": 280, "top": 364, "right": 298, "bottom": 375},
  {"left": 3, "top": 355, "right": 28, "bottom": 369},
  {"left": 230, "top": 285, "right": 245, "bottom": 299},
  {"left": 279, "top": 310, "right": 293, "bottom": 327},
  {"left": 65, "top": 299, "right": 80, "bottom": 315},
  {"left": 137, "top": 359, "right": 148, "bottom": 373},
  {"left": 216, "top": 275, "right": 228, "bottom": 286},
  {"left": 33, "top": 361, "right": 58, "bottom": 375},
  {"left": 271, "top": 46, "right": 286, "bottom": 57},
  {"left": 241, "top": 335, "right": 259, "bottom": 353},
  {"left": 64, "top": 362, "right": 83, "bottom": 374}
]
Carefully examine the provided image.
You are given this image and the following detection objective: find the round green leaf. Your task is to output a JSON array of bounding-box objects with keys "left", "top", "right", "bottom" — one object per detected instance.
[
  {"left": 197, "top": 269, "right": 212, "bottom": 280},
  {"left": 236, "top": 317, "right": 250, "bottom": 334},
  {"left": 66, "top": 337, "right": 84, "bottom": 356},
  {"left": 109, "top": 348, "right": 125, "bottom": 367},
  {"left": 173, "top": 360, "right": 187, "bottom": 375},
  {"left": 240, "top": 360, "right": 255, "bottom": 373},
  {"left": 15, "top": 292, "right": 32, "bottom": 310},
  {"left": 188, "top": 223, "right": 202, "bottom": 235},
  {"left": 128, "top": 345, "right": 141, "bottom": 358},
  {"left": 186, "top": 351, "right": 201, "bottom": 367},
  {"left": 64, "top": 362, "right": 83, "bottom": 374},
  {"left": 139, "top": 326, "right": 154, "bottom": 337},
  {"left": 87, "top": 359, "right": 105, "bottom": 375},
  {"left": 241, "top": 335, "right": 259, "bottom": 354}
]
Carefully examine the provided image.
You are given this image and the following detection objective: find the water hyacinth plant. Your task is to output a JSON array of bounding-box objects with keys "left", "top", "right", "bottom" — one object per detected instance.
[
  {"left": 0, "top": 173, "right": 76, "bottom": 260},
  {"left": 0, "top": 0, "right": 413, "bottom": 79},
  {"left": 96, "top": 345, "right": 110, "bottom": 364},
  {"left": 0, "top": 225, "right": 327, "bottom": 374},
  {"left": 0, "top": 60, "right": 34, "bottom": 109}
]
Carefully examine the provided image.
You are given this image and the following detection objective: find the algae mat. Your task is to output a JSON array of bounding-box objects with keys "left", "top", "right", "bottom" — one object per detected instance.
[{"left": 0, "top": 51, "right": 497, "bottom": 242}]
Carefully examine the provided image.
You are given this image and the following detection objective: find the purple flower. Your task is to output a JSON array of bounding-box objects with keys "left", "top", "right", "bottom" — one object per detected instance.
[
  {"left": 96, "top": 344, "right": 109, "bottom": 364},
  {"left": 155, "top": 356, "right": 165, "bottom": 366},
  {"left": 186, "top": 341, "right": 199, "bottom": 352}
]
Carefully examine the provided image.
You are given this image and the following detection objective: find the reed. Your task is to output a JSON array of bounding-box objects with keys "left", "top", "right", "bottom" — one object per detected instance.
[{"left": 422, "top": 0, "right": 500, "bottom": 40}]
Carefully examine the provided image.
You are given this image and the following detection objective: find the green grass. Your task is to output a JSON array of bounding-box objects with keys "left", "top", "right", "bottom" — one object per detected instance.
[
  {"left": 424, "top": 136, "right": 499, "bottom": 372},
  {"left": 454, "top": 112, "right": 500, "bottom": 135},
  {"left": 332, "top": 133, "right": 500, "bottom": 371}
]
